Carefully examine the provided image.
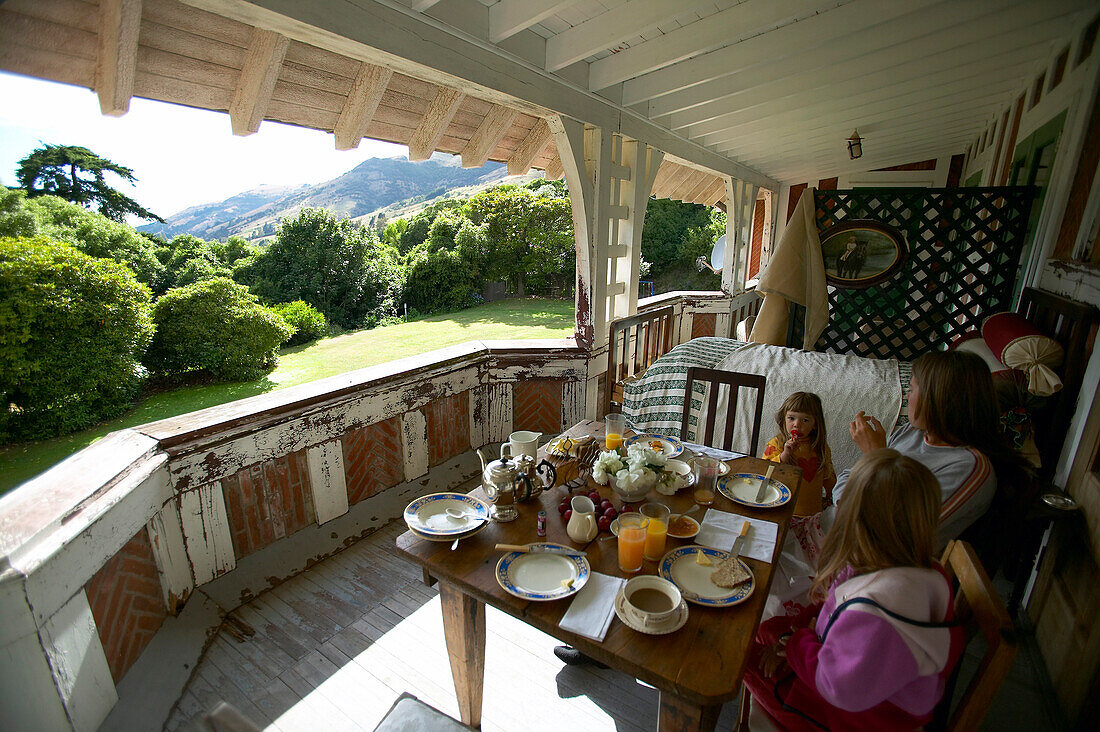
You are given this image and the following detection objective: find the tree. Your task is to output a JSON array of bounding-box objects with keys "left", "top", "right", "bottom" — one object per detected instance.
[
  {"left": 0, "top": 236, "right": 154, "bottom": 440},
  {"left": 239, "top": 208, "right": 403, "bottom": 329},
  {"left": 16, "top": 144, "right": 163, "bottom": 223}
]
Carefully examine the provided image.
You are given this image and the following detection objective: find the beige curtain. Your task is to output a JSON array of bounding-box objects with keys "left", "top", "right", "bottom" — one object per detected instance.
[{"left": 749, "top": 187, "right": 829, "bottom": 349}]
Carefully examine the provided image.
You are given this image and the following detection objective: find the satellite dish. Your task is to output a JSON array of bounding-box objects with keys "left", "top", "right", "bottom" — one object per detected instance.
[{"left": 710, "top": 234, "right": 726, "bottom": 272}]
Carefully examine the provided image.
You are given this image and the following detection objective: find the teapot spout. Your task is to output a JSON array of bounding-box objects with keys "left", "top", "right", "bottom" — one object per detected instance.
[{"left": 476, "top": 448, "right": 488, "bottom": 472}]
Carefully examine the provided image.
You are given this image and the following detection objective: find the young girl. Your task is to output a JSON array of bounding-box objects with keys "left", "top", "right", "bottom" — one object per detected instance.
[
  {"left": 763, "top": 392, "right": 837, "bottom": 516},
  {"left": 744, "top": 449, "right": 964, "bottom": 731}
]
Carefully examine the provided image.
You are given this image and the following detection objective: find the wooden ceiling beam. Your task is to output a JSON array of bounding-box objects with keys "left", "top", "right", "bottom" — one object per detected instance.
[
  {"left": 408, "top": 86, "right": 465, "bottom": 160},
  {"left": 333, "top": 62, "right": 393, "bottom": 150},
  {"left": 588, "top": 0, "right": 826, "bottom": 91},
  {"left": 229, "top": 27, "right": 289, "bottom": 135},
  {"left": 490, "top": 0, "right": 577, "bottom": 43},
  {"left": 544, "top": 154, "right": 564, "bottom": 181},
  {"left": 683, "top": 174, "right": 718, "bottom": 203},
  {"left": 95, "top": 0, "right": 143, "bottom": 116},
  {"left": 411, "top": 1, "right": 443, "bottom": 12},
  {"left": 545, "top": 0, "right": 714, "bottom": 72},
  {"left": 696, "top": 177, "right": 727, "bottom": 207},
  {"left": 461, "top": 104, "right": 519, "bottom": 168},
  {"left": 507, "top": 119, "right": 552, "bottom": 175}
]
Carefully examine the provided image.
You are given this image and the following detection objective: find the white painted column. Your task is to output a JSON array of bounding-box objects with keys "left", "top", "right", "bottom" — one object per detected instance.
[
  {"left": 40, "top": 591, "right": 118, "bottom": 731},
  {"left": 307, "top": 440, "right": 349, "bottom": 525},
  {"left": 401, "top": 411, "right": 429, "bottom": 480},
  {"left": 178, "top": 483, "right": 235, "bottom": 585},
  {"left": 147, "top": 507, "right": 193, "bottom": 611}
]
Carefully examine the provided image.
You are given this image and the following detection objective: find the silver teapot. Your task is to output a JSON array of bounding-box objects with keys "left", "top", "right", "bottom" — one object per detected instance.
[{"left": 476, "top": 445, "right": 528, "bottom": 521}]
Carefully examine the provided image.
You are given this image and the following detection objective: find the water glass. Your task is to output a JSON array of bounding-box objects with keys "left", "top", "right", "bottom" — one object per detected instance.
[
  {"left": 693, "top": 457, "right": 720, "bottom": 506},
  {"left": 640, "top": 502, "right": 670, "bottom": 560}
]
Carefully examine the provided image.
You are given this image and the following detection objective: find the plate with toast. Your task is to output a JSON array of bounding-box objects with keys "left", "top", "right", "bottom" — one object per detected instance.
[{"left": 657, "top": 545, "right": 755, "bottom": 607}]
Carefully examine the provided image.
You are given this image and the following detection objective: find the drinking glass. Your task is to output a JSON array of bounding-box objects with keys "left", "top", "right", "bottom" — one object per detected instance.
[
  {"left": 604, "top": 413, "right": 627, "bottom": 451},
  {"left": 617, "top": 513, "right": 648, "bottom": 573},
  {"left": 640, "top": 503, "right": 670, "bottom": 560},
  {"left": 693, "top": 457, "right": 720, "bottom": 507}
]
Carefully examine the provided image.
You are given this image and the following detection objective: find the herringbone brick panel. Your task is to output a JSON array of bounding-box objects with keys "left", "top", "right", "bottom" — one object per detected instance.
[
  {"left": 85, "top": 529, "right": 167, "bottom": 682},
  {"left": 513, "top": 380, "right": 563, "bottom": 435},
  {"left": 342, "top": 416, "right": 405, "bottom": 504},
  {"left": 426, "top": 391, "right": 470, "bottom": 467},
  {"left": 692, "top": 313, "right": 717, "bottom": 339},
  {"left": 222, "top": 449, "right": 315, "bottom": 559}
]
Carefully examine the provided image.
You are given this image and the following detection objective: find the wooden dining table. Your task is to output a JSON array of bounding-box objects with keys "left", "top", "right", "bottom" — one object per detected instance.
[{"left": 395, "top": 419, "right": 802, "bottom": 731}]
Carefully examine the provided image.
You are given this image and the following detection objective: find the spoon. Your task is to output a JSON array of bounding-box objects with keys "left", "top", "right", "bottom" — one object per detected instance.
[
  {"left": 445, "top": 507, "right": 472, "bottom": 520},
  {"left": 669, "top": 505, "right": 701, "bottom": 522},
  {"left": 450, "top": 536, "right": 460, "bottom": 550}
]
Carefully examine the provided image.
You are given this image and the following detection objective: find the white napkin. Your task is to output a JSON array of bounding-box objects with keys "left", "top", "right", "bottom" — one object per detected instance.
[
  {"left": 558, "top": 572, "right": 626, "bottom": 641},
  {"left": 681, "top": 442, "right": 749, "bottom": 461},
  {"left": 695, "top": 509, "right": 779, "bottom": 563}
]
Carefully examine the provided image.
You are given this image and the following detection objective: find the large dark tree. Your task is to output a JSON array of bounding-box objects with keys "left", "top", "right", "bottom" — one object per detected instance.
[{"left": 16, "top": 144, "right": 164, "bottom": 223}]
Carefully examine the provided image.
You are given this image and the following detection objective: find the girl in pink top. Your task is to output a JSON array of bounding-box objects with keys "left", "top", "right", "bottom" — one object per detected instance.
[{"left": 744, "top": 449, "right": 965, "bottom": 730}]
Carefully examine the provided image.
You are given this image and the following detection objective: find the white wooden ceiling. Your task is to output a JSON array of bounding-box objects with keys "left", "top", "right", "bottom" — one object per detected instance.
[
  {"left": 411, "top": 0, "right": 1093, "bottom": 183},
  {"left": 0, "top": 0, "right": 1092, "bottom": 195}
]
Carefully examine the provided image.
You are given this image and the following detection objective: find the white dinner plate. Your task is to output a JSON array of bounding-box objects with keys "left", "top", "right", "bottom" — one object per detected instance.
[
  {"left": 717, "top": 473, "right": 791, "bottom": 509},
  {"left": 658, "top": 545, "right": 755, "bottom": 607},
  {"left": 625, "top": 433, "right": 684, "bottom": 458},
  {"left": 403, "top": 493, "right": 492, "bottom": 536},
  {"left": 495, "top": 544, "right": 590, "bottom": 601}
]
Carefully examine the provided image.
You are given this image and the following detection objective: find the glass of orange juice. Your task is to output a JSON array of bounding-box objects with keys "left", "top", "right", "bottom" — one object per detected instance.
[
  {"left": 618, "top": 513, "right": 648, "bottom": 572},
  {"left": 640, "top": 503, "right": 670, "bottom": 560},
  {"left": 604, "top": 413, "right": 627, "bottom": 450}
]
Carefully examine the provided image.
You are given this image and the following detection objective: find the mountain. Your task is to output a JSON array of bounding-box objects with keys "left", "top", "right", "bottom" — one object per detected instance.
[{"left": 140, "top": 155, "right": 509, "bottom": 241}]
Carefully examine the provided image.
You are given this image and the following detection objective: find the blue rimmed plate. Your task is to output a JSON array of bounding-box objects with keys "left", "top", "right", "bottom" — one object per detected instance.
[
  {"left": 495, "top": 543, "right": 590, "bottom": 601},
  {"left": 403, "top": 493, "right": 491, "bottom": 537},
  {"left": 625, "top": 433, "right": 684, "bottom": 458},
  {"left": 658, "top": 545, "right": 754, "bottom": 607},
  {"left": 717, "top": 473, "right": 791, "bottom": 508}
]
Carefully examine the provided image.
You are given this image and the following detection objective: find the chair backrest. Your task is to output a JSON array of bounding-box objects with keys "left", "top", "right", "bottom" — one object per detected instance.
[
  {"left": 605, "top": 306, "right": 676, "bottom": 416},
  {"left": 933, "top": 540, "right": 1019, "bottom": 732},
  {"left": 680, "top": 367, "right": 766, "bottom": 452}
]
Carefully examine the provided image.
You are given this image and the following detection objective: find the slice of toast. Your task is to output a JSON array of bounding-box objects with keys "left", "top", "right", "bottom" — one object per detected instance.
[{"left": 710, "top": 556, "right": 751, "bottom": 588}]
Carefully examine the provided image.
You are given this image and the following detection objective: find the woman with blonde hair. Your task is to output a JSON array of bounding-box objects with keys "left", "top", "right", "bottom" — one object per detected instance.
[{"left": 744, "top": 449, "right": 964, "bottom": 730}]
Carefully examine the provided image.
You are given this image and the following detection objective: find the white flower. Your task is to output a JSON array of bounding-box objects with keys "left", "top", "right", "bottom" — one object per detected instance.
[
  {"left": 654, "top": 470, "right": 686, "bottom": 496},
  {"left": 592, "top": 450, "right": 625, "bottom": 485},
  {"left": 616, "top": 465, "right": 656, "bottom": 492}
]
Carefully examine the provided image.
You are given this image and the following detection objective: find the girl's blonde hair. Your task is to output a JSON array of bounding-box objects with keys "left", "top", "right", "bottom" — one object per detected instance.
[
  {"left": 811, "top": 449, "right": 940, "bottom": 600},
  {"left": 775, "top": 392, "right": 828, "bottom": 458}
]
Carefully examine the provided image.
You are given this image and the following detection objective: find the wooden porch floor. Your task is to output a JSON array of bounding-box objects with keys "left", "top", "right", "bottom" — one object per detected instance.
[{"left": 165, "top": 521, "right": 1064, "bottom": 732}]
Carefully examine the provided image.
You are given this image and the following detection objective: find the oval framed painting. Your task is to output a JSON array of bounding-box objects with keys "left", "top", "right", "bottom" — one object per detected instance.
[{"left": 820, "top": 220, "right": 908, "bottom": 289}]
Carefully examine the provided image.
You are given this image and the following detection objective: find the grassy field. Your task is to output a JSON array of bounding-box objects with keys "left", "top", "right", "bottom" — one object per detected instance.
[{"left": 0, "top": 298, "right": 575, "bottom": 494}]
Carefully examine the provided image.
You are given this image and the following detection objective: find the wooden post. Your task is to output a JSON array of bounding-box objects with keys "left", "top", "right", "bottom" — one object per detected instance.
[{"left": 439, "top": 581, "right": 485, "bottom": 727}]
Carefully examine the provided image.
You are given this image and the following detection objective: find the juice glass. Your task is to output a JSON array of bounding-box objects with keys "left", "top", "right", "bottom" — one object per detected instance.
[
  {"left": 693, "top": 457, "right": 720, "bottom": 507},
  {"left": 640, "top": 502, "right": 670, "bottom": 560},
  {"left": 604, "top": 413, "right": 627, "bottom": 450},
  {"left": 617, "top": 513, "right": 648, "bottom": 572}
]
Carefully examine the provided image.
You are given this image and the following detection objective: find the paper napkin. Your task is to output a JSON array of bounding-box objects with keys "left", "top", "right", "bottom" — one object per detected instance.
[
  {"left": 681, "top": 442, "right": 749, "bottom": 461},
  {"left": 559, "top": 572, "right": 626, "bottom": 641},
  {"left": 695, "top": 509, "right": 779, "bottom": 563}
]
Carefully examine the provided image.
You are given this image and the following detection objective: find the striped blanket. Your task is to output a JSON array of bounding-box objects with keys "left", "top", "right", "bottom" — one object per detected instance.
[{"left": 622, "top": 338, "right": 911, "bottom": 472}]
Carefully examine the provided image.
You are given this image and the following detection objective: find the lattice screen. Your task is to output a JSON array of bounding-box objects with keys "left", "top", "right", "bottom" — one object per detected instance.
[{"left": 810, "top": 187, "right": 1035, "bottom": 360}]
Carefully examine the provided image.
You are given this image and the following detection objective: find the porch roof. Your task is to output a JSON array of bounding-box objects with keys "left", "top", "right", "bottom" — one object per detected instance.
[{"left": 2, "top": 0, "right": 1089, "bottom": 192}]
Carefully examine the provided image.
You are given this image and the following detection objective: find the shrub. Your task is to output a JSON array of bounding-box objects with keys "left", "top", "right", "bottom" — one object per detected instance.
[
  {"left": 403, "top": 246, "right": 480, "bottom": 313},
  {"left": 145, "top": 277, "right": 293, "bottom": 381},
  {"left": 0, "top": 236, "right": 153, "bottom": 440},
  {"left": 272, "top": 300, "right": 327, "bottom": 346}
]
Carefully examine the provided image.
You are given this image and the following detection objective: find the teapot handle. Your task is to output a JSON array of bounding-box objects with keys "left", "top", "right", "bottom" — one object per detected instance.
[{"left": 500, "top": 443, "right": 514, "bottom": 460}]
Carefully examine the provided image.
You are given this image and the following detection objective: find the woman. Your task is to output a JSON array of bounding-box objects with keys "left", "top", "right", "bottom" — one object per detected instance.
[{"left": 771, "top": 350, "right": 1011, "bottom": 617}]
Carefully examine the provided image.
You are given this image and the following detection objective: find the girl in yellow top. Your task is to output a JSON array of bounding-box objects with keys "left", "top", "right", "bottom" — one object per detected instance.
[{"left": 763, "top": 392, "right": 837, "bottom": 516}]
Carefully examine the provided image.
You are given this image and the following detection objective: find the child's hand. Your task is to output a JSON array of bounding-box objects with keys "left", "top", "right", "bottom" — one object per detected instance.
[
  {"left": 779, "top": 438, "right": 798, "bottom": 464},
  {"left": 760, "top": 638, "right": 789, "bottom": 678},
  {"left": 850, "top": 411, "right": 887, "bottom": 453}
]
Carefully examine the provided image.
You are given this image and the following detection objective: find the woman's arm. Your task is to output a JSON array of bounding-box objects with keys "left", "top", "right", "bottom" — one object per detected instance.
[{"left": 849, "top": 411, "right": 887, "bottom": 453}]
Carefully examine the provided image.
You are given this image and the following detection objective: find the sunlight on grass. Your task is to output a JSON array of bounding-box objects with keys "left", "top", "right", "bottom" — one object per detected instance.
[{"left": 0, "top": 298, "right": 574, "bottom": 494}]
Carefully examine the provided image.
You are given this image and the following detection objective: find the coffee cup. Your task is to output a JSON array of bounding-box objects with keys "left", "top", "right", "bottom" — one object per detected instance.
[{"left": 621, "top": 575, "right": 682, "bottom": 627}]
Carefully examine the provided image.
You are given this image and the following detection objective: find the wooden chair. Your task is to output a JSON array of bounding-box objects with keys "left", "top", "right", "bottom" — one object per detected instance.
[
  {"left": 931, "top": 539, "right": 1019, "bottom": 732},
  {"left": 605, "top": 306, "right": 676, "bottom": 416},
  {"left": 680, "top": 367, "right": 766, "bottom": 453}
]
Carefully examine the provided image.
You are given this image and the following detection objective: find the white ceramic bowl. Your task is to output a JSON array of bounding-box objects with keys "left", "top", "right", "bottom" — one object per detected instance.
[{"left": 609, "top": 474, "right": 652, "bottom": 503}]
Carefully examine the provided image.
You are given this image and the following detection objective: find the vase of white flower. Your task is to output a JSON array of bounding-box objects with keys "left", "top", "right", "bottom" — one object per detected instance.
[{"left": 591, "top": 442, "right": 686, "bottom": 502}]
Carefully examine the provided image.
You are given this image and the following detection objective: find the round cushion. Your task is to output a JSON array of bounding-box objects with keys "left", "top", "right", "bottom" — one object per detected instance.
[{"left": 982, "top": 312, "right": 1063, "bottom": 396}]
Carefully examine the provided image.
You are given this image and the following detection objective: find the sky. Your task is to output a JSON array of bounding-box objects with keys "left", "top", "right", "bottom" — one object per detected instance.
[{"left": 0, "top": 71, "right": 408, "bottom": 220}]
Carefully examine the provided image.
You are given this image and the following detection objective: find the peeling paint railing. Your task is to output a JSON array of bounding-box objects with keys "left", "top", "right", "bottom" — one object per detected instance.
[{"left": 0, "top": 289, "right": 758, "bottom": 731}]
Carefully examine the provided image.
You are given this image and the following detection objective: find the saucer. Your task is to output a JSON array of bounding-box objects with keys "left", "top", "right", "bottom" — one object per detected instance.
[{"left": 613, "top": 588, "right": 689, "bottom": 635}]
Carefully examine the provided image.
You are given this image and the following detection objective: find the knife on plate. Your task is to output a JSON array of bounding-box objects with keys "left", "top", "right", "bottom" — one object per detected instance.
[
  {"left": 495, "top": 543, "right": 587, "bottom": 558},
  {"left": 729, "top": 522, "right": 752, "bottom": 560},
  {"left": 754, "top": 464, "right": 776, "bottom": 503}
]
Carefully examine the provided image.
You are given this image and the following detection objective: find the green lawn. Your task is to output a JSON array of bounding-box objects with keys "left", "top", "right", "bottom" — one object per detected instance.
[{"left": 0, "top": 298, "right": 575, "bottom": 494}]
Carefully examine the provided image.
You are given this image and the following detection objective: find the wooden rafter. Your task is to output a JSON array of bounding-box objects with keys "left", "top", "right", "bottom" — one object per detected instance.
[
  {"left": 544, "top": 154, "right": 564, "bottom": 181},
  {"left": 697, "top": 177, "right": 727, "bottom": 207},
  {"left": 408, "top": 86, "right": 465, "bottom": 161},
  {"left": 490, "top": 0, "right": 576, "bottom": 43},
  {"left": 684, "top": 174, "right": 717, "bottom": 203},
  {"left": 460, "top": 105, "right": 519, "bottom": 168},
  {"left": 652, "top": 164, "right": 693, "bottom": 199},
  {"left": 334, "top": 62, "right": 393, "bottom": 151},
  {"left": 229, "top": 28, "right": 289, "bottom": 136},
  {"left": 670, "top": 171, "right": 706, "bottom": 201},
  {"left": 508, "top": 119, "right": 552, "bottom": 175},
  {"left": 95, "top": 0, "right": 142, "bottom": 116}
]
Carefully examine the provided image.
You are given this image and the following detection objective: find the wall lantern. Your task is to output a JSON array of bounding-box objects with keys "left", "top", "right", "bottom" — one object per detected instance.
[{"left": 847, "top": 130, "right": 863, "bottom": 160}]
